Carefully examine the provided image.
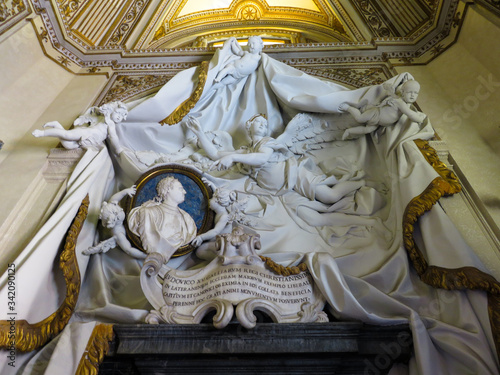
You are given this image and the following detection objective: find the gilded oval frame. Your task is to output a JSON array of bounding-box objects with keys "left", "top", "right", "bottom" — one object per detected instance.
[{"left": 125, "top": 164, "right": 213, "bottom": 257}]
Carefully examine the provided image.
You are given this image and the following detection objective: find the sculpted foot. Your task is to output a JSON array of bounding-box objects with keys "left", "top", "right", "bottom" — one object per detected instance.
[
  {"left": 352, "top": 99, "right": 368, "bottom": 109},
  {"left": 338, "top": 103, "right": 350, "bottom": 112},
  {"left": 32, "top": 129, "right": 44, "bottom": 137},
  {"left": 43, "top": 121, "right": 63, "bottom": 129}
]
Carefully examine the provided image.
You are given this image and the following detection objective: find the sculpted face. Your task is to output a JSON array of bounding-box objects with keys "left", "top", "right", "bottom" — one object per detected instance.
[
  {"left": 401, "top": 81, "right": 420, "bottom": 104},
  {"left": 100, "top": 205, "right": 125, "bottom": 228},
  {"left": 111, "top": 109, "right": 127, "bottom": 124},
  {"left": 249, "top": 116, "right": 268, "bottom": 138},
  {"left": 247, "top": 37, "right": 263, "bottom": 54},
  {"left": 102, "top": 213, "right": 117, "bottom": 228},
  {"left": 169, "top": 180, "right": 187, "bottom": 205}
]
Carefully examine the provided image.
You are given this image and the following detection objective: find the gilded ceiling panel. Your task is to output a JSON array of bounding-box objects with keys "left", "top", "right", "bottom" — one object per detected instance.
[
  {"left": 24, "top": 0, "right": 471, "bottom": 87},
  {"left": 351, "top": 0, "right": 440, "bottom": 38},
  {"left": 0, "top": 0, "right": 31, "bottom": 36},
  {"left": 148, "top": 0, "right": 351, "bottom": 48}
]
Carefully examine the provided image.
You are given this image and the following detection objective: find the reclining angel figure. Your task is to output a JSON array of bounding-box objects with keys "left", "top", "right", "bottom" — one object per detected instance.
[
  {"left": 32, "top": 101, "right": 128, "bottom": 150},
  {"left": 339, "top": 79, "right": 427, "bottom": 140},
  {"left": 83, "top": 185, "right": 146, "bottom": 259},
  {"left": 186, "top": 113, "right": 366, "bottom": 205}
]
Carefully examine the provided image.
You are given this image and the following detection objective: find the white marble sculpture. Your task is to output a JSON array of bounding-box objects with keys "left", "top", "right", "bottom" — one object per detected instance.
[
  {"left": 131, "top": 130, "right": 235, "bottom": 170},
  {"left": 11, "top": 33, "right": 500, "bottom": 375},
  {"left": 339, "top": 79, "right": 426, "bottom": 140},
  {"left": 83, "top": 186, "right": 146, "bottom": 259},
  {"left": 216, "top": 225, "right": 262, "bottom": 266},
  {"left": 186, "top": 114, "right": 365, "bottom": 205},
  {"left": 128, "top": 176, "right": 197, "bottom": 263},
  {"left": 214, "top": 36, "right": 263, "bottom": 85},
  {"left": 32, "top": 101, "right": 128, "bottom": 150},
  {"left": 141, "top": 225, "right": 328, "bottom": 329},
  {"left": 192, "top": 178, "right": 256, "bottom": 261}
]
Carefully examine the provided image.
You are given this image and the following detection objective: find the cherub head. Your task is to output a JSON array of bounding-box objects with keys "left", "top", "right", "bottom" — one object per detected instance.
[
  {"left": 400, "top": 80, "right": 420, "bottom": 104},
  {"left": 156, "top": 177, "right": 186, "bottom": 205},
  {"left": 211, "top": 187, "right": 237, "bottom": 208},
  {"left": 245, "top": 114, "right": 268, "bottom": 139},
  {"left": 100, "top": 202, "right": 125, "bottom": 228},
  {"left": 99, "top": 101, "right": 128, "bottom": 124},
  {"left": 247, "top": 36, "right": 264, "bottom": 54}
]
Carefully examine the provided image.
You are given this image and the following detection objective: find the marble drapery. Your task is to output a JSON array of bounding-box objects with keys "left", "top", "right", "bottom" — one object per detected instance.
[{"left": 0, "top": 45, "right": 499, "bottom": 375}]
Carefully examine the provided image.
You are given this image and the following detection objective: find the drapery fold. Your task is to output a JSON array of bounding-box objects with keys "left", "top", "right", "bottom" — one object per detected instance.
[{"left": 0, "top": 51, "right": 498, "bottom": 375}]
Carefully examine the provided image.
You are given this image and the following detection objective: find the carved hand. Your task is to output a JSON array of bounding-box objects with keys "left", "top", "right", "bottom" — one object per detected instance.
[
  {"left": 210, "top": 155, "right": 234, "bottom": 171},
  {"left": 192, "top": 236, "right": 204, "bottom": 247},
  {"left": 125, "top": 185, "right": 137, "bottom": 197},
  {"left": 185, "top": 116, "right": 202, "bottom": 135}
]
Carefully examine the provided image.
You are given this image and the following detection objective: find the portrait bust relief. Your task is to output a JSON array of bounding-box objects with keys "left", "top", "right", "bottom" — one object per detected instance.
[{"left": 125, "top": 165, "right": 213, "bottom": 260}]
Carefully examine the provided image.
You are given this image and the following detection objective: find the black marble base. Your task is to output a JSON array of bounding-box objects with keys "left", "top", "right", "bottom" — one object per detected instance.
[{"left": 100, "top": 322, "right": 412, "bottom": 375}]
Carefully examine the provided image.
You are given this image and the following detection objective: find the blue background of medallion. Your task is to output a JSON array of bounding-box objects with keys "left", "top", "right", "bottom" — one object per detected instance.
[{"left": 133, "top": 173, "right": 207, "bottom": 230}]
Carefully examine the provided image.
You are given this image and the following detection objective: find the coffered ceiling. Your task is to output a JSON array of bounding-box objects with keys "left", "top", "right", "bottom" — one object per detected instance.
[
  {"left": 2, "top": 0, "right": 497, "bottom": 103},
  {"left": 41, "top": 0, "right": 447, "bottom": 50}
]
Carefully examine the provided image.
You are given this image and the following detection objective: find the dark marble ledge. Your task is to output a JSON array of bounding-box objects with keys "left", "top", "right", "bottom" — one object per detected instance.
[{"left": 109, "top": 322, "right": 412, "bottom": 356}]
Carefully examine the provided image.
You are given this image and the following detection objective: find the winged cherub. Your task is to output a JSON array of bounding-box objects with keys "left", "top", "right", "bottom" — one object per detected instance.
[
  {"left": 214, "top": 36, "right": 264, "bottom": 85},
  {"left": 32, "top": 101, "right": 128, "bottom": 150},
  {"left": 186, "top": 114, "right": 365, "bottom": 205},
  {"left": 83, "top": 185, "right": 146, "bottom": 259},
  {"left": 191, "top": 178, "right": 256, "bottom": 261},
  {"left": 339, "top": 80, "right": 427, "bottom": 140}
]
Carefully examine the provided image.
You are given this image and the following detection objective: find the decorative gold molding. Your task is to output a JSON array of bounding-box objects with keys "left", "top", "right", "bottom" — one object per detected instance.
[
  {"left": 106, "top": 0, "right": 147, "bottom": 47},
  {"left": 94, "top": 62, "right": 393, "bottom": 104},
  {"left": 100, "top": 74, "right": 175, "bottom": 105},
  {"left": 413, "top": 139, "right": 461, "bottom": 194},
  {"left": 151, "top": 0, "right": 351, "bottom": 49},
  {"left": 260, "top": 256, "right": 307, "bottom": 276},
  {"left": 160, "top": 60, "right": 210, "bottom": 125},
  {"left": 351, "top": 0, "right": 438, "bottom": 38},
  {"left": 76, "top": 324, "right": 114, "bottom": 375},
  {"left": 0, "top": 0, "right": 26, "bottom": 23},
  {"left": 0, "top": 195, "right": 88, "bottom": 352},
  {"left": 29, "top": 0, "right": 469, "bottom": 74},
  {"left": 296, "top": 66, "right": 390, "bottom": 88},
  {"left": 406, "top": 140, "right": 500, "bottom": 359},
  {"left": 0, "top": 0, "right": 31, "bottom": 36}
]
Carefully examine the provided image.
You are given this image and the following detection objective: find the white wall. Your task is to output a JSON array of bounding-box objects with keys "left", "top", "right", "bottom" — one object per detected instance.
[
  {"left": 397, "top": 5, "right": 500, "bottom": 227},
  {"left": 0, "top": 22, "right": 107, "bottom": 269}
]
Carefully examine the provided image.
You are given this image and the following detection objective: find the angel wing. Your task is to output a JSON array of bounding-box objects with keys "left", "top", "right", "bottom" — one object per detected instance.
[
  {"left": 73, "top": 106, "right": 100, "bottom": 127},
  {"left": 82, "top": 237, "right": 117, "bottom": 256},
  {"left": 275, "top": 113, "right": 344, "bottom": 155}
]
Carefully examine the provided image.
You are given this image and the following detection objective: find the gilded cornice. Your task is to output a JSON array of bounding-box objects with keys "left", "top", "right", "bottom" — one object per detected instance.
[
  {"left": 27, "top": 0, "right": 469, "bottom": 77},
  {"left": 295, "top": 65, "right": 391, "bottom": 88},
  {"left": 189, "top": 29, "right": 306, "bottom": 48},
  {"left": 95, "top": 62, "right": 393, "bottom": 107},
  {"left": 99, "top": 72, "right": 178, "bottom": 104},
  {"left": 407, "top": 140, "right": 500, "bottom": 358},
  {"left": 0, "top": 195, "right": 88, "bottom": 352},
  {"left": 150, "top": 20, "right": 350, "bottom": 49},
  {"left": 150, "top": 0, "right": 350, "bottom": 48},
  {"left": 351, "top": 0, "right": 441, "bottom": 38}
]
